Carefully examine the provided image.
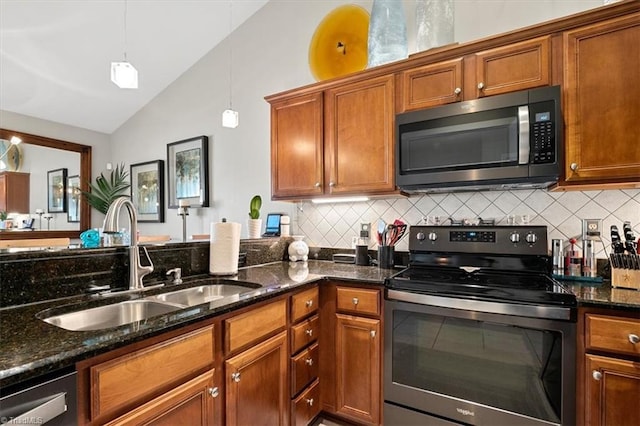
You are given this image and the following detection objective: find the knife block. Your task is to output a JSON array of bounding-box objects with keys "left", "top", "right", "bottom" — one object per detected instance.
[{"left": 611, "top": 267, "right": 640, "bottom": 290}]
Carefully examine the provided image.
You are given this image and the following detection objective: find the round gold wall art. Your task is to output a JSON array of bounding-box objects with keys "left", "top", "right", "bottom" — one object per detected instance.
[
  {"left": 308, "top": 5, "right": 370, "bottom": 81},
  {"left": 0, "top": 139, "right": 22, "bottom": 171}
]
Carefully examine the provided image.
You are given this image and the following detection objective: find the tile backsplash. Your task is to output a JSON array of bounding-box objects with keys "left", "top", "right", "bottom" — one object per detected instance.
[{"left": 295, "top": 189, "right": 640, "bottom": 258}]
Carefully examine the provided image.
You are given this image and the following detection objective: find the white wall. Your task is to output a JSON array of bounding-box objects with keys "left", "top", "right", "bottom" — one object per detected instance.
[{"left": 110, "top": 0, "right": 606, "bottom": 240}]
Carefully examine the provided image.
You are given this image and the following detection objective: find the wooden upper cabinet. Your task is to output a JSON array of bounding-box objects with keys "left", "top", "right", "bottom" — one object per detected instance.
[
  {"left": 399, "top": 58, "right": 463, "bottom": 111},
  {"left": 472, "top": 36, "right": 551, "bottom": 98},
  {"left": 562, "top": 13, "right": 640, "bottom": 185},
  {"left": 0, "top": 171, "right": 30, "bottom": 213},
  {"left": 270, "top": 92, "right": 324, "bottom": 200},
  {"left": 325, "top": 75, "right": 396, "bottom": 195}
]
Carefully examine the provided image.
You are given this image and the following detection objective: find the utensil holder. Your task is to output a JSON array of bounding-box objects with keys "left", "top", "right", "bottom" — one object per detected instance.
[
  {"left": 378, "top": 246, "right": 394, "bottom": 269},
  {"left": 611, "top": 267, "right": 640, "bottom": 290}
]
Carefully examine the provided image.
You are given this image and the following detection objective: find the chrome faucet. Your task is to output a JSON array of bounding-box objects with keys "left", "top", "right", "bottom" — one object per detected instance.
[{"left": 103, "top": 196, "right": 154, "bottom": 290}]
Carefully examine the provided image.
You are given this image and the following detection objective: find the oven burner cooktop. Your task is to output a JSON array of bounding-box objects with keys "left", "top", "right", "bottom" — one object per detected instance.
[
  {"left": 387, "top": 225, "right": 578, "bottom": 308},
  {"left": 388, "top": 265, "right": 576, "bottom": 307}
]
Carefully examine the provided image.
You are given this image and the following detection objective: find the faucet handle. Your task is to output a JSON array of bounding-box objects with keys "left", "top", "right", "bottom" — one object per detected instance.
[{"left": 166, "top": 267, "right": 183, "bottom": 285}]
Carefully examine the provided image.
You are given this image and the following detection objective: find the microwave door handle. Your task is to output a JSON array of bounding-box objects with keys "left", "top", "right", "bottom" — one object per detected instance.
[{"left": 518, "top": 106, "right": 530, "bottom": 164}]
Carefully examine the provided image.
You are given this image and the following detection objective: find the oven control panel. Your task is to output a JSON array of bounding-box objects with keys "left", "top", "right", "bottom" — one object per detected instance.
[{"left": 411, "top": 225, "right": 548, "bottom": 256}]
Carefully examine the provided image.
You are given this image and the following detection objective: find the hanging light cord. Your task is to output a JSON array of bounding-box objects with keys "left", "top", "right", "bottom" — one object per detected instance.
[
  {"left": 123, "top": 0, "right": 129, "bottom": 61},
  {"left": 228, "top": 1, "right": 233, "bottom": 109}
]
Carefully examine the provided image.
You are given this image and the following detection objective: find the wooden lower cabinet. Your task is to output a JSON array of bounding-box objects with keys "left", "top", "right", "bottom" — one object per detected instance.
[
  {"left": 292, "top": 379, "right": 321, "bottom": 426},
  {"left": 105, "top": 370, "right": 216, "bottom": 426},
  {"left": 584, "top": 355, "right": 640, "bottom": 426},
  {"left": 225, "top": 330, "right": 289, "bottom": 426},
  {"left": 335, "top": 314, "right": 381, "bottom": 425}
]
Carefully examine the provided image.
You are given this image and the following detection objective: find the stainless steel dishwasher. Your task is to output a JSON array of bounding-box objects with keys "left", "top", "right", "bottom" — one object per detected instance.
[{"left": 0, "top": 370, "right": 76, "bottom": 425}]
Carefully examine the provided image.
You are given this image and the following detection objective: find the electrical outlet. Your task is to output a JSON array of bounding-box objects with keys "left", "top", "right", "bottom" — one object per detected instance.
[
  {"left": 351, "top": 236, "right": 358, "bottom": 249},
  {"left": 360, "top": 222, "right": 371, "bottom": 239},
  {"left": 582, "top": 219, "right": 603, "bottom": 241}
]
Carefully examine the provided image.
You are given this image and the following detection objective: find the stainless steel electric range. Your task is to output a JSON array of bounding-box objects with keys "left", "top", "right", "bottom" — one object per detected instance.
[{"left": 384, "top": 225, "right": 577, "bottom": 426}]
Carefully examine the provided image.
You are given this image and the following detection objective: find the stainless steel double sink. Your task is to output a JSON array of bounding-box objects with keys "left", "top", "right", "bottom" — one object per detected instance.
[{"left": 39, "top": 282, "right": 260, "bottom": 332}]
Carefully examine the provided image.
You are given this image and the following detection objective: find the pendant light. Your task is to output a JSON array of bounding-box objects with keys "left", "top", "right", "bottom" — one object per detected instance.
[
  {"left": 111, "top": 0, "right": 138, "bottom": 89},
  {"left": 222, "top": 1, "right": 238, "bottom": 128}
]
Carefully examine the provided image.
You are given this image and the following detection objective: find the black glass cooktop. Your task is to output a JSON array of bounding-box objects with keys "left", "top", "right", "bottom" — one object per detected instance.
[{"left": 387, "top": 265, "right": 577, "bottom": 307}]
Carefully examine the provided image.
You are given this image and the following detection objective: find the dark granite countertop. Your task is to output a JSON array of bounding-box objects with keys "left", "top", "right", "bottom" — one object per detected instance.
[
  {"left": 0, "top": 260, "right": 393, "bottom": 389},
  {"left": 2, "top": 260, "right": 639, "bottom": 391}
]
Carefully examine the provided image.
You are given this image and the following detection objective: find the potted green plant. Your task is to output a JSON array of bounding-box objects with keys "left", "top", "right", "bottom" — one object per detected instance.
[
  {"left": 81, "top": 163, "right": 130, "bottom": 214},
  {"left": 247, "top": 195, "right": 262, "bottom": 238},
  {"left": 0, "top": 210, "right": 7, "bottom": 230}
]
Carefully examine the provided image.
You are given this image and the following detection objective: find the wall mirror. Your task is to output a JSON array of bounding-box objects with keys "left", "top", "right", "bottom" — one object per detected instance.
[{"left": 0, "top": 129, "right": 91, "bottom": 241}]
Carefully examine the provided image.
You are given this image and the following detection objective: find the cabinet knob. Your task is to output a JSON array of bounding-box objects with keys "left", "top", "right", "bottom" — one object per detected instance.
[
  {"left": 306, "top": 398, "right": 314, "bottom": 407},
  {"left": 629, "top": 334, "right": 640, "bottom": 344},
  {"left": 570, "top": 162, "right": 579, "bottom": 171},
  {"left": 477, "top": 82, "right": 485, "bottom": 90},
  {"left": 454, "top": 87, "right": 462, "bottom": 95},
  {"left": 592, "top": 370, "right": 602, "bottom": 381},
  {"left": 231, "top": 372, "right": 241, "bottom": 383},
  {"left": 305, "top": 299, "right": 313, "bottom": 308},
  {"left": 305, "top": 357, "right": 314, "bottom": 366},
  {"left": 305, "top": 328, "right": 313, "bottom": 337},
  {"left": 314, "top": 182, "right": 321, "bottom": 188},
  {"left": 329, "top": 181, "right": 335, "bottom": 187},
  {"left": 352, "top": 297, "right": 359, "bottom": 306},
  {"left": 371, "top": 330, "right": 376, "bottom": 338},
  {"left": 208, "top": 387, "right": 219, "bottom": 398}
]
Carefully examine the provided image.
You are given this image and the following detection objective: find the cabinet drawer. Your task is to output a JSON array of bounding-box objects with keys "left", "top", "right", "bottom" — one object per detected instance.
[
  {"left": 225, "top": 298, "right": 287, "bottom": 354},
  {"left": 291, "top": 342, "right": 319, "bottom": 397},
  {"left": 291, "top": 378, "right": 321, "bottom": 426},
  {"left": 90, "top": 326, "right": 214, "bottom": 419},
  {"left": 291, "top": 286, "right": 319, "bottom": 323},
  {"left": 336, "top": 287, "right": 380, "bottom": 316},
  {"left": 586, "top": 314, "right": 640, "bottom": 356},
  {"left": 291, "top": 314, "right": 319, "bottom": 354}
]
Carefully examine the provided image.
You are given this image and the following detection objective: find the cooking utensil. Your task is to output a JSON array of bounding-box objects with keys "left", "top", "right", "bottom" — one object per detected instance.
[
  {"left": 622, "top": 221, "right": 637, "bottom": 254},
  {"left": 610, "top": 225, "right": 624, "bottom": 254}
]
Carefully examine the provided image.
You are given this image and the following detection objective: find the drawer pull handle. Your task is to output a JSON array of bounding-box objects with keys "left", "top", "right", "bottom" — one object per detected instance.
[
  {"left": 306, "top": 300, "right": 313, "bottom": 308},
  {"left": 208, "top": 387, "right": 219, "bottom": 398},
  {"left": 231, "top": 372, "right": 241, "bottom": 383},
  {"left": 352, "top": 297, "right": 359, "bottom": 306},
  {"left": 305, "top": 358, "right": 314, "bottom": 366},
  {"left": 305, "top": 329, "right": 313, "bottom": 337},
  {"left": 592, "top": 370, "right": 602, "bottom": 381},
  {"left": 630, "top": 334, "right": 640, "bottom": 344},
  {"left": 306, "top": 398, "right": 314, "bottom": 406},
  {"left": 371, "top": 330, "right": 376, "bottom": 338}
]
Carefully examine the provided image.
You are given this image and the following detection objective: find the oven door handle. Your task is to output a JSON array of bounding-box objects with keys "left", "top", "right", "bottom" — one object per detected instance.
[
  {"left": 387, "top": 289, "right": 572, "bottom": 321},
  {"left": 6, "top": 392, "right": 67, "bottom": 425}
]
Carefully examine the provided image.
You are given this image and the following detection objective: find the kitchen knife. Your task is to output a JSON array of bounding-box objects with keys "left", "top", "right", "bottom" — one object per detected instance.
[{"left": 610, "top": 225, "right": 624, "bottom": 254}]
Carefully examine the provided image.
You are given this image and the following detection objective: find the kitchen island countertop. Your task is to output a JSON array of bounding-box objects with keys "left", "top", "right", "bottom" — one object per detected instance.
[{"left": 1, "top": 260, "right": 638, "bottom": 390}]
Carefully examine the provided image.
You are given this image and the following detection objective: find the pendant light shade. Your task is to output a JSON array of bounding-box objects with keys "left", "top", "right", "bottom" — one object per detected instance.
[
  {"left": 222, "top": 109, "right": 239, "bottom": 128},
  {"left": 111, "top": 61, "right": 138, "bottom": 89}
]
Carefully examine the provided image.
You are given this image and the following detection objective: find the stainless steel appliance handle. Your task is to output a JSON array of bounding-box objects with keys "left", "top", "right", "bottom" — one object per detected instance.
[
  {"left": 518, "top": 105, "right": 530, "bottom": 164},
  {"left": 6, "top": 392, "right": 67, "bottom": 424},
  {"left": 387, "top": 289, "right": 572, "bottom": 321}
]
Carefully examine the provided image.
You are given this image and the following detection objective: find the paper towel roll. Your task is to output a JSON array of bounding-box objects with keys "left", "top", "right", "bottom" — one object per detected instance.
[{"left": 209, "top": 221, "right": 241, "bottom": 275}]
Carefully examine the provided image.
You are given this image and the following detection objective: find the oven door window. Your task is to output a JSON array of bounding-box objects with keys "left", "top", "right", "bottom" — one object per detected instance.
[{"left": 391, "top": 310, "right": 561, "bottom": 423}]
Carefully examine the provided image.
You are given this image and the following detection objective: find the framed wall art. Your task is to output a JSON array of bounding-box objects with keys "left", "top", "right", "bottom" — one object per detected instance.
[
  {"left": 66, "top": 175, "right": 81, "bottom": 222},
  {"left": 167, "top": 136, "right": 209, "bottom": 208},
  {"left": 130, "top": 160, "right": 165, "bottom": 222},
  {"left": 47, "top": 168, "right": 67, "bottom": 213}
]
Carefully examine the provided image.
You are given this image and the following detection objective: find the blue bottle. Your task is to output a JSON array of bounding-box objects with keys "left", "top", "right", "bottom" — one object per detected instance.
[{"left": 367, "top": 0, "right": 408, "bottom": 68}]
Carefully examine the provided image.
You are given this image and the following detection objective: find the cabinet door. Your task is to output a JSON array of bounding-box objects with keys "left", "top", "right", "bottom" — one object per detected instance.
[
  {"left": 225, "top": 331, "right": 289, "bottom": 426},
  {"left": 105, "top": 370, "right": 216, "bottom": 426},
  {"left": 473, "top": 36, "right": 550, "bottom": 98},
  {"left": 335, "top": 314, "right": 381, "bottom": 425},
  {"left": 585, "top": 354, "right": 640, "bottom": 426},
  {"left": 270, "top": 92, "right": 324, "bottom": 199},
  {"left": 325, "top": 75, "right": 396, "bottom": 195},
  {"left": 399, "top": 58, "right": 463, "bottom": 111},
  {"left": 563, "top": 14, "right": 640, "bottom": 183},
  {"left": 0, "top": 172, "right": 30, "bottom": 213}
]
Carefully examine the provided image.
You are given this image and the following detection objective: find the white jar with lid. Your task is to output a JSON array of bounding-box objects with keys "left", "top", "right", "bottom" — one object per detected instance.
[{"left": 281, "top": 215, "right": 290, "bottom": 237}]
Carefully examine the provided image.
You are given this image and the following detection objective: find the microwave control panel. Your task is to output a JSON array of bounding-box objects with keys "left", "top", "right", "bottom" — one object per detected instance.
[{"left": 530, "top": 100, "right": 556, "bottom": 164}]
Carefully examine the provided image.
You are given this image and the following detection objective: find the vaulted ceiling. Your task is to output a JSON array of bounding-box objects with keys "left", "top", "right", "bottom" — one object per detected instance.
[{"left": 0, "top": 0, "right": 269, "bottom": 134}]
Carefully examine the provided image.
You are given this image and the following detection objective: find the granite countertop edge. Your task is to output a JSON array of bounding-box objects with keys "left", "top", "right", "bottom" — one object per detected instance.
[{"left": 1, "top": 260, "right": 638, "bottom": 390}]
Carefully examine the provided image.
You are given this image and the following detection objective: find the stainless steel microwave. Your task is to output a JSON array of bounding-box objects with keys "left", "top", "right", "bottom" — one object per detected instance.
[{"left": 395, "top": 85, "right": 562, "bottom": 192}]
